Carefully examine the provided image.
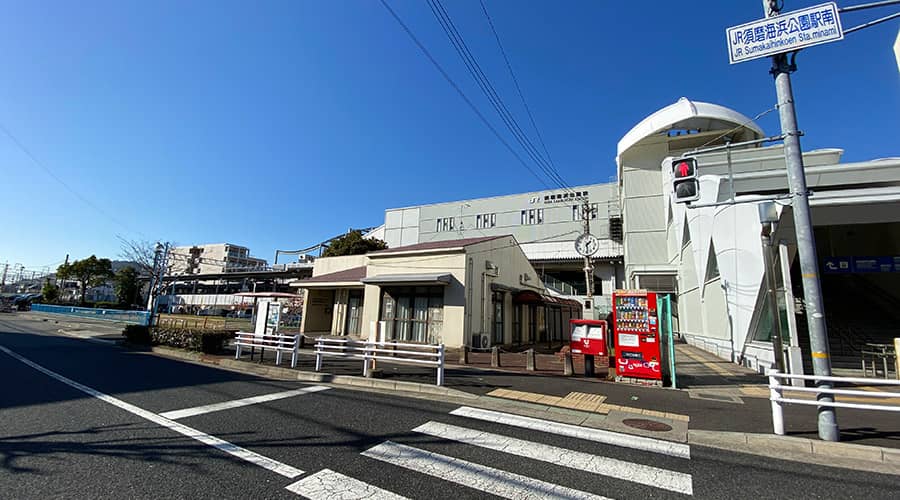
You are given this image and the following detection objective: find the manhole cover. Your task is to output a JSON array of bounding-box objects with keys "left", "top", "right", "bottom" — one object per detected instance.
[{"left": 621, "top": 418, "right": 673, "bottom": 432}]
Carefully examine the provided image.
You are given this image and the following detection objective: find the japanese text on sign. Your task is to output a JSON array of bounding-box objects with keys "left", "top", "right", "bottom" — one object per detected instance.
[{"left": 727, "top": 2, "right": 843, "bottom": 64}]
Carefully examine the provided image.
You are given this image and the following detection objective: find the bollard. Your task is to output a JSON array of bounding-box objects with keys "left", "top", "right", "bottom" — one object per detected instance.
[
  {"left": 525, "top": 349, "right": 536, "bottom": 371},
  {"left": 563, "top": 352, "right": 574, "bottom": 376},
  {"left": 458, "top": 345, "right": 469, "bottom": 365},
  {"left": 491, "top": 346, "right": 500, "bottom": 367},
  {"left": 768, "top": 370, "right": 785, "bottom": 435}
]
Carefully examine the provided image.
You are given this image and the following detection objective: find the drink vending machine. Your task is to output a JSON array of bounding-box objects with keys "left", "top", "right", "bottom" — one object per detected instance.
[{"left": 612, "top": 289, "right": 670, "bottom": 384}]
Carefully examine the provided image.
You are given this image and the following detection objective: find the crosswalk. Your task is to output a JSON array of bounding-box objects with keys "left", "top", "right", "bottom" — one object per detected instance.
[{"left": 288, "top": 406, "right": 694, "bottom": 499}]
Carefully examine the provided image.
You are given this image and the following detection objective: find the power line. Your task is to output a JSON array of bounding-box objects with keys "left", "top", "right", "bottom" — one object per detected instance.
[
  {"left": 478, "top": 0, "right": 558, "bottom": 179},
  {"left": 426, "top": 0, "right": 572, "bottom": 192},
  {"left": 378, "top": 0, "right": 550, "bottom": 190},
  {"left": 0, "top": 121, "right": 136, "bottom": 234}
]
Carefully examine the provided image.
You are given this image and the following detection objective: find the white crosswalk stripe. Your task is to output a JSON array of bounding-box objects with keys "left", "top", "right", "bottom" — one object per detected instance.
[
  {"left": 362, "top": 441, "right": 612, "bottom": 500},
  {"left": 413, "top": 421, "right": 693, "bottom": 495},
  {"left": 286, "top": 468, "right": 410, "bottom": 500},
  {"left": 450, "top": 406, "right": 691, "bottom": 459}
]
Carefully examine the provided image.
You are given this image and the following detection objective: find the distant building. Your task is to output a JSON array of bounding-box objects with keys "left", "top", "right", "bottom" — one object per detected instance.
[
  {"left": 381, "top": 183, "right": 624, "bottom": 316},
  {"left": 167, "top": 243, "right": 268, "bottom": 276}
]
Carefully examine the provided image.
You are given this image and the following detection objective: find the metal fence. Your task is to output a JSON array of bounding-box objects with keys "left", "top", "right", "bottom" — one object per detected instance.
[
  {"left": 30, "top": 304, "right": 150, "bottom": 325},
  {"left": 314, "top": 337, "right": 445, "bottom": 386},
  {"left": 767, "top": 370, "right": 900, "bottom": 435}
]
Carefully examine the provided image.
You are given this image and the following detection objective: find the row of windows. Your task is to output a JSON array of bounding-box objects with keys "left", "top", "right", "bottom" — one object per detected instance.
[
  {"left": 520, "top": 209, "right": 544, "bottom": 225},
  {"left": 433, "top": 203, "right": 597, "bottom": 231},
  {"left": 572, "top": 203, "right": 599, "bottom": 221}
]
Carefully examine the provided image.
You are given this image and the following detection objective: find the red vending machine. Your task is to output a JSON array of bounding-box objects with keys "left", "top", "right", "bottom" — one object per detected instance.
[{"left": 613, "top": 289, "right": 666, "bottom": 383}]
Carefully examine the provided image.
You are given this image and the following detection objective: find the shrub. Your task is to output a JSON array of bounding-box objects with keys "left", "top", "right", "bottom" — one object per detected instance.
[
  {"left": 122, "top": 325, "right": 152, "bottom": 345},
  {"left": 150, "top": 327, "right": 232, "bottom": 354}
]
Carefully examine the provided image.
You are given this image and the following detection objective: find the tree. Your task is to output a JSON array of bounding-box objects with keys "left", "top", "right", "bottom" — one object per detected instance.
[
  {"left": 41, "top": 279, "right": 59, "bottom": 303},
  {"left": 114, "top": 266, "right": 140, "bottom": 306},
  {"left": 57, "top": 255, "right": 114, "bottom": 306},
  {"left": 321, "top": 230, "right": 387, "bottom": 257},
  {"left": 118, "top": 237, "right": 173, "bottom": 276}
]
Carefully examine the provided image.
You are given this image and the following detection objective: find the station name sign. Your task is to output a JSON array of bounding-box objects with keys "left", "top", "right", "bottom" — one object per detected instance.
[{"left": 726, "top": 2, "right": 843, "bottom": 64}]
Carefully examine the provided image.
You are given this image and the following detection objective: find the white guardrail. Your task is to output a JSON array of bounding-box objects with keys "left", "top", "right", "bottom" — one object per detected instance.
[
  {"left": 234, "top": 332, "right": 300, "bottom": 368},
  {"left": 767, "top": 370, "right": 900, "bottom": 435},
  {"left": 314, "top": 337, "right": 445, "bottom": 386}
]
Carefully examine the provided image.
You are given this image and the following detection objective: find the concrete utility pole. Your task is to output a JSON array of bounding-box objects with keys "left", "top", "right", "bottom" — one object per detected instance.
[
  {"left": 763, "top": 0, "right": 838, "bottom": 441},
  {"left": 582, "top": 198, "right": 595, "bottom": 319}
]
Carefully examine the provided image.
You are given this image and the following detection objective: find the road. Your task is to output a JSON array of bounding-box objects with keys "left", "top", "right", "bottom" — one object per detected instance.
[{"left": 1, "top": 315, "right": 898, "bottom": 499}]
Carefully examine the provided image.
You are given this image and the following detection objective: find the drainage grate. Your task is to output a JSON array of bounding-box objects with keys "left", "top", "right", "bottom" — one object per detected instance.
[{"left": 621, "top": 418, "right": 673, "bottom": 432}]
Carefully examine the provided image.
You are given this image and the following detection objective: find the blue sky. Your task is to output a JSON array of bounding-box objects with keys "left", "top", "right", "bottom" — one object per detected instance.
[{"left": 1, "top": 0, "right": 897, "bottom": 271}]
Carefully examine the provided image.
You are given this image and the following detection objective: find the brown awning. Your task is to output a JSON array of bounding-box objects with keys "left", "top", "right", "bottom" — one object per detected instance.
[{"left": 513, "top": 290, "right": 581, "bottom": 308}]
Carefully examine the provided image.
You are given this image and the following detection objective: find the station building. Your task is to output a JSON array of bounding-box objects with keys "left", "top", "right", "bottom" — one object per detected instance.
[{"left": 299, "top": 96, "right": 899, "bottom": 375}]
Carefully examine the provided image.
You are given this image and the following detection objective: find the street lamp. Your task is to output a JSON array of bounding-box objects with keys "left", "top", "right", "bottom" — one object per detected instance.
[{"left": 758, "top": 201, "right": 787, "bottom": 373}]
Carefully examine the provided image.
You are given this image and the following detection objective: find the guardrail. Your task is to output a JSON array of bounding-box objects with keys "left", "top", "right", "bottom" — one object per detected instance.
[
  {"left": 767, "top": 370, "right": 900, "bottom": 435},
  {"left": 314, "top": 337, "right": 445, "bottom": 386},
  {"left": 30, "top": 304, "right": 150, "bottom": 325},
  {"left": 234, "top": 332, "right": 300, "bottom": 368}
]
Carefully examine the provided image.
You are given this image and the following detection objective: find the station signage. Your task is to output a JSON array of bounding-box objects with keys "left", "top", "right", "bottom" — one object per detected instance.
[
  {"left": 727, "top": 2, "right": 843, "bottom": 64},
  {"left": 823, "top": 256, "right": 900, "bottom": 274}
]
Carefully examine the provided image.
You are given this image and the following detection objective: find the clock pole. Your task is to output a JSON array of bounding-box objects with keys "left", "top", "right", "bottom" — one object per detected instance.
[{"left": 581, "top": 197, "right": 595, "bottom": 321}]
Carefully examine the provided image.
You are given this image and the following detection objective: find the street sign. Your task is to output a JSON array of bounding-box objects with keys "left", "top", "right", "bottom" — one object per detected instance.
[{"left": 726, "top": 2, "right": 843, "bottom": 64}]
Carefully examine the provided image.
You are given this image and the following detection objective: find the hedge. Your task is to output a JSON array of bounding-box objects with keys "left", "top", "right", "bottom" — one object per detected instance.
[
  {"left": 151, "top": 327, "right": 232, "bottom": 354},
  {"left": 122, "top": 325, "right": 152, "bottom": 345}
]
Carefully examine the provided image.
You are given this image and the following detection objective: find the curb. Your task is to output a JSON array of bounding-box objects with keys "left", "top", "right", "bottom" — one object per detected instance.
[{"left": 688, "top": 429, "right": 900, "bottom": 475}]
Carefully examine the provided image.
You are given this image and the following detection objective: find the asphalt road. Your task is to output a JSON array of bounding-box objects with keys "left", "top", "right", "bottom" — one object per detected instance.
[{"left": 1, "top": 315, "right": 898, "bottom": 499}]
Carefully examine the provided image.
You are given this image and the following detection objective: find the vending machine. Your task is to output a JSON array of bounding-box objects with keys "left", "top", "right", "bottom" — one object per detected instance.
[{"left": 612, "top": 289, "right": 668, "bottom": 383}]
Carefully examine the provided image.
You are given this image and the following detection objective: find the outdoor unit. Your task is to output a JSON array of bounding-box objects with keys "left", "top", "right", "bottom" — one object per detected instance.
[{"left": 472, "top": 333, "right": 491, "bottom": 349}]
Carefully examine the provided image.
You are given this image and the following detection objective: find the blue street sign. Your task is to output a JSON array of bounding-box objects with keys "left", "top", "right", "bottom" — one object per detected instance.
[
  {"left": 726, "top": 2, "right": 844, "bottom": 64},
  {"left": 823, "top": 257, "right": 852, "bottom": 274}
]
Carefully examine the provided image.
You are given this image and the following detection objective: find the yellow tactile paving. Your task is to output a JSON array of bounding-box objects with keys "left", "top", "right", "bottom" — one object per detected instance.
[{"left": 485, "top": 388, "right": 690, "bottom": 421}]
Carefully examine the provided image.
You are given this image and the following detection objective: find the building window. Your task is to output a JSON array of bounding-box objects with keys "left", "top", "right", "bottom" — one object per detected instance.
[
  {"left": 476, "top": 213, "right": 497, "bottom": 229},
  {"left": 492, "top": 292, "right": 504, "bottom": 344},
  {"left": 345, "top": 289, "right": 364, "bottom": 335},
  {"left": 572, "top": 203, "right": 599, "bottom": 221},
  {"left": 436, "top": 217, "right": 455, "bottom": 232},
  {"left": 381, "top": 287, "right": 444, "bottom": 343},
  {"left": 705, "top": 242, "right": 720, "bottom": 282},
  {"left": 520, "top": 209, "right": 543, "bottom": 225}
]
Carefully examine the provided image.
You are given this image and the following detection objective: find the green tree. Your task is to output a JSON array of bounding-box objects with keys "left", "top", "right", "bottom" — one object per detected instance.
[
  {"left": 114, "top": 266, "right": 140, "bottom": 306},
  {"left": 321, "top": 230, "right": 387, "bottom": 257},
  {"left": 57, "top": 255, "right": 114, "bottom": 306},
  {"left": 41, "top": 279, "right": 59, "bottom": 303}
]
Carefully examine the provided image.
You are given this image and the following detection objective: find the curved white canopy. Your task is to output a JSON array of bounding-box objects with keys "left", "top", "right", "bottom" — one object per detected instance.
[{"left": 616, "top": 97, "right": 765, "bottom": 161}]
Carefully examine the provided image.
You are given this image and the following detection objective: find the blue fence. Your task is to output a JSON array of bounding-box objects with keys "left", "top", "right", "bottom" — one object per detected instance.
[{"left": 30, "top": 304, "right": 150, "bottom": 326}]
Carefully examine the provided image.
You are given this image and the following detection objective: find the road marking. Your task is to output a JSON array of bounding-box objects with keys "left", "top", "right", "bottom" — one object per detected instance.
[
  {"left": 450, "top": 406, "right": 691, "bottom": 459},
  {"left": 0, "top": 344, "right": 304, "bottom": 479},
  {"left": 57, "top": 329, "right": 116, "bottom": 345},
  {"left": 413, "top": 421, "right": 693, "bottom": 495},
  {"left": 160, "top": 386, "right": 330, "bottom": 420},
  {"left": 285, "top": 468, "right": 409, "bottom": 499},
  {"left": 362, "top": 441, "right": 611, "bottom": 500}
]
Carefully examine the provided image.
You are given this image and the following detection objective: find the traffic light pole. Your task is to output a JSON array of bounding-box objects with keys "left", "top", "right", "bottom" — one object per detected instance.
[{"left": 764, "top": 1, "right": 838, "bottom": 442}]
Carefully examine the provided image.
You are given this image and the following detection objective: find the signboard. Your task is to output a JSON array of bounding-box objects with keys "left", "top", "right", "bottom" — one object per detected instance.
[
  {"left": 727, "top": 2, "right": 843, "bottom": 64},
  {"left": 823, "top": 256, "right": 900, "bottom": 273}
]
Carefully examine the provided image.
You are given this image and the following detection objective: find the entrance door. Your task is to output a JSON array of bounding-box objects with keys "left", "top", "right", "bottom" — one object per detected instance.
[{"left": 345, "top": 290, "right": 364, "bottom": 336}]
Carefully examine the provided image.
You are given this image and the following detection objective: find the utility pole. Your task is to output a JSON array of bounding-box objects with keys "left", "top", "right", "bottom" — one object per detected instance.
[
  {"left": 763, "top": 0, "right": 838, "bottom": 441},
  {"left": 1, "top": 262, "right": 8, "bottom": 287},
  {"left": 581, "top": 198, "right": 595, "bottom": 320}
]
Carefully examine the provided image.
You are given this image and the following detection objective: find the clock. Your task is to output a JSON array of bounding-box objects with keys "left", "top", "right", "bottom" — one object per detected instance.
[{"left": 574, "top": 233, "right": 599, "bottom": 257}]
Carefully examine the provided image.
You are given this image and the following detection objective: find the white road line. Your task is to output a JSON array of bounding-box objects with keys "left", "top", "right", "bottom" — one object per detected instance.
[
  {"left": 449, "top": 406, "right": 691, "bottom": 459},
  {"left": 362, "top": 441, "right": 612, "bottom": 500},
  {"left": 414, "top": 421, "right": 693, "bottom": 495},
  {"left": 0, "top": 344, "right": 304, "bottom": 479},
  {"left": 160, "top": 386, "right": 330, "bottom": 420},
  {"left": 285, "top": 468, "right": 410, "bottom": 500}
]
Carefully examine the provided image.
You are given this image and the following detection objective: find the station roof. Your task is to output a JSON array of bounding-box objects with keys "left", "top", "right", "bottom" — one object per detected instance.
[{"left": 616, "top": 97, "right": 765, "bottom": 160}]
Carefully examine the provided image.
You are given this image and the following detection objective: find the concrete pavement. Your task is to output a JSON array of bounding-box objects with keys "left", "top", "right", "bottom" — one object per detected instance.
[{"left": 3, "top": 315, "right": 900, "bottom": 499}]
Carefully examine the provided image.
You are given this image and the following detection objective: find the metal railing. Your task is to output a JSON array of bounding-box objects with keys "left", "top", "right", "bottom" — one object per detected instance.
[
  {"left": 314, "top": 337, "right": 445, "bottom": 386},
  {"left": 30, "top": 304, "right": 150, "bottom": 325},
  {"left": 234, "top": 332, "right": 300, "bottom": 368},
  {"left": 767, "top": 370, "right": 900, "bottom": 435}
]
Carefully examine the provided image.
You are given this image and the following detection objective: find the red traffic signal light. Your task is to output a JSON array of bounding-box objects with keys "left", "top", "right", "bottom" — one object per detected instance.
[{"left": 671, "top": 157, "right": 699, "bottom": 203}]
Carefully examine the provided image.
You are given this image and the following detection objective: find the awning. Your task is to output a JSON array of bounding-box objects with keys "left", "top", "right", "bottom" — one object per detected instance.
[
  {"left": 361, "top": 273, "right": 452, "bottom": 286},
  {"left": 291, "top": 266, "right": 367, "bottom": 288},
  {"left": 513, "top": 290, "right": 581, "bottom": 308}
]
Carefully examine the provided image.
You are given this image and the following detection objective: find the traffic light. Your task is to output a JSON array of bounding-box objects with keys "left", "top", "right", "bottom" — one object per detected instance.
[{"left": 671, "top": 157, "right": 699, "bottom": 203}]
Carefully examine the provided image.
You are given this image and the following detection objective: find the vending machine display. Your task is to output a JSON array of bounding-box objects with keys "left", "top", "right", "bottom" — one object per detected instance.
[{"left": 613, "top": 289, "right": 664, "bottom": 381}]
